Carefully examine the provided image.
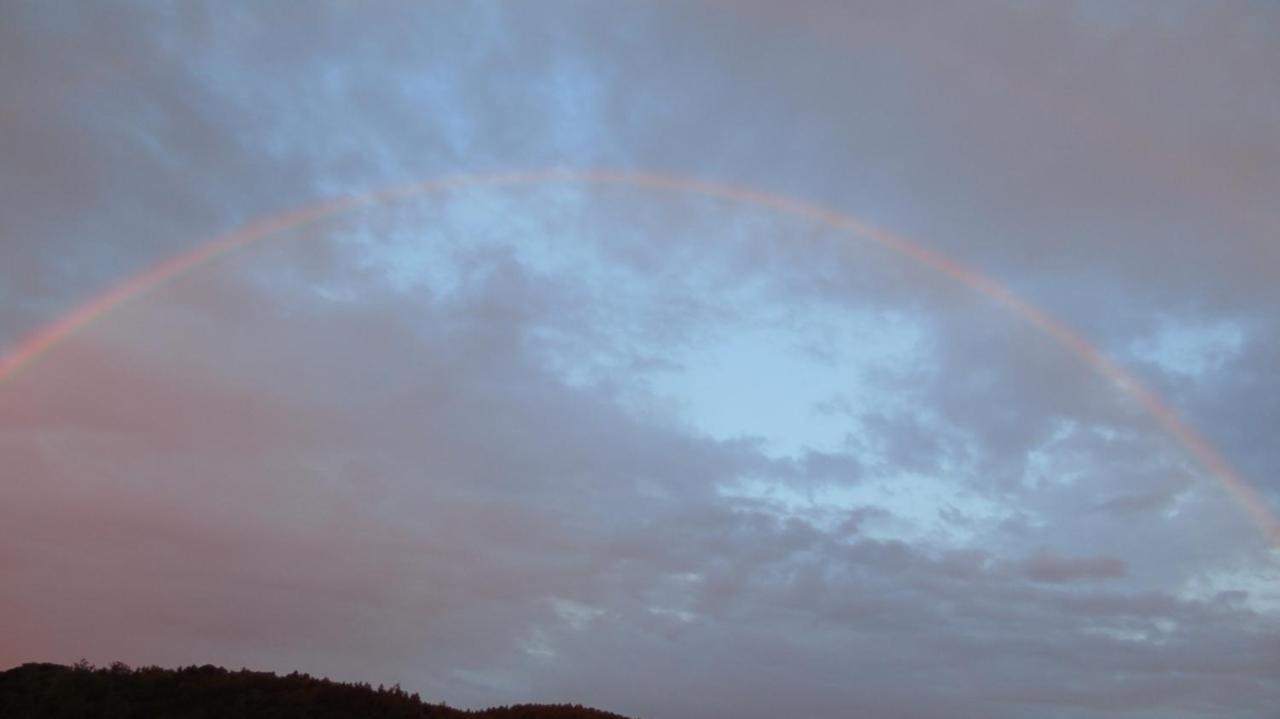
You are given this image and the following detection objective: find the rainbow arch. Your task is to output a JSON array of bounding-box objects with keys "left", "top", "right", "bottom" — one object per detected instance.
[{"left": 2, "top": 168, "right": 1276, "bottom": 543}]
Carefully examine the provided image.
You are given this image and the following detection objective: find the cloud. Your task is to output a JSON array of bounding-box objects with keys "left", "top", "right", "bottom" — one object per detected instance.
[
  {"left": 2, "top": 2, "right": 1279, "bottom": 718},
  {"left": 1020, "top": 551, "right": 1128, "bottom": 584}
]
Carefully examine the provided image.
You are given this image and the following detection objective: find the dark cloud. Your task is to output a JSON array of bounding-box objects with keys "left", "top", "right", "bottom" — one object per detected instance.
[{"left": 1020, "top": 551, "right": 1128, "bottom": 584}]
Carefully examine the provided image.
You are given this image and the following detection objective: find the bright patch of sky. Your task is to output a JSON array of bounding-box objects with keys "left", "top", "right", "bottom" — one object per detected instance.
[
  {"left": 648, "top": 309, "right": 923, "bottom": 456},
  {"left": 1179, "top": 561, "right": 1280, "bottom": 615},
  {"left": 1129, "top": 316, "right": 1245, "bottom": 378},
  {"left": 551, "top": 598, "right": 605, "bottom": 631}
]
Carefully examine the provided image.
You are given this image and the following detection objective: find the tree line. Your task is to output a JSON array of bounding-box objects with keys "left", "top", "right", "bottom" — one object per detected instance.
[{"left": 0, "top": 662, "right": 632, "bottom": 719}]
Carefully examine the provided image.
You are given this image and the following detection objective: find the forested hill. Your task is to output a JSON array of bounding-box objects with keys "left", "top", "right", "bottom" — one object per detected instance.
[{"left": 0, "top": 663, "right": 633, "bottom": 719}]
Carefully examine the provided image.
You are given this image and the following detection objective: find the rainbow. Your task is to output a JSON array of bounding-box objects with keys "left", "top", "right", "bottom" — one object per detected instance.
[{"left": 2, "top": 168, "right": 1276, "bottom": 543}]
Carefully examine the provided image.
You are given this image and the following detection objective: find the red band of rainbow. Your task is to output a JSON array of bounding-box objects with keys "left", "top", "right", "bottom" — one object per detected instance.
[{"left": 3, "top": 169, "right": 1276, "bottom": 543}]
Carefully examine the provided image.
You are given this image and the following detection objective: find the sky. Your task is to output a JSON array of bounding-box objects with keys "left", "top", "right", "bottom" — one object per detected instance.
[{"left": 1, "top": 2, "right": 1278, "bottom": 717}]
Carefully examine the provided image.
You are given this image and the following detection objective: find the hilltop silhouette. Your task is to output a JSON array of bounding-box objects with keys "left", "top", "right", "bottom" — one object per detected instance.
[{"left": 0, "top": 662, "right": 632, "bottom": 719}]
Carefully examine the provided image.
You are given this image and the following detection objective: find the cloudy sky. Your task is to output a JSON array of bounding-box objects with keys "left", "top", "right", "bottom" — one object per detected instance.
[{"left": 2, "top": 2, "right": 1278, "bottom": 717}]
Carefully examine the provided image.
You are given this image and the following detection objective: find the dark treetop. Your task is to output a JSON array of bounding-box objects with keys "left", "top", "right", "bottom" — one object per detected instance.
[{"left": 0, "top": 662, "right": 633, "bottom": 719}]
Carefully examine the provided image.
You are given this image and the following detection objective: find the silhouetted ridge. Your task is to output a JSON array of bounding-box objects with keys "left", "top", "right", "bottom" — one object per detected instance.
[{"left": 0, "top": 662, "right": 632, "bottom": 719}]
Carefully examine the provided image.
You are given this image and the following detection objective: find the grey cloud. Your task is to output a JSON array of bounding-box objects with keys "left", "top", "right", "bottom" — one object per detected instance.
[
  {"left": 1090, "top": 474, "right": 1193, "bottom": 516},
  {"left": 1020, "top": 551, "right": 1128, "bottom": 584}
]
